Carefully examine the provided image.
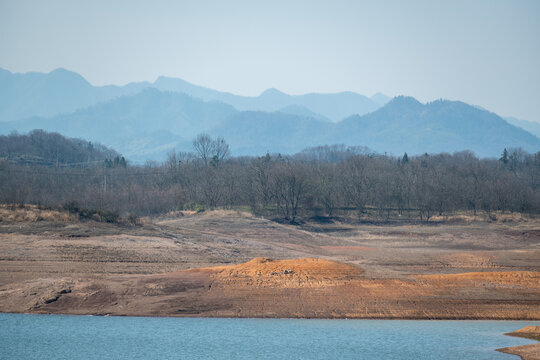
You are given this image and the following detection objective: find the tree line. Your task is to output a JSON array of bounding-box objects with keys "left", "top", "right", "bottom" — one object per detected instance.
[{"left": 1, "top": 132, "right": 539, "bottom": 222}]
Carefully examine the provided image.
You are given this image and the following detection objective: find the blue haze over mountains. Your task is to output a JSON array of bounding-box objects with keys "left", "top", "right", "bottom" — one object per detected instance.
[{"left": 0, "top": 67, "right": 538, "bottom": 161}]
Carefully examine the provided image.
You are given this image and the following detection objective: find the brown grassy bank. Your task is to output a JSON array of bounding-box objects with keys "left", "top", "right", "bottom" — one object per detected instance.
[{"left": 0, "top": 207, "right": 539, "bottom": 319}]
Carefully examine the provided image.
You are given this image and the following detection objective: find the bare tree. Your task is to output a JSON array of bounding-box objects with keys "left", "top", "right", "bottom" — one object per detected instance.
[
  {"left": 271, "top": 161, "right": 309, "bottom": 223},
  {"left": 193, "top": 134, "right": 214, "bottom": 165},
  {"left": 193, "top": 134, "right": 230, "bottom": 166},
  {"left": 213, "top": 137, "right": 230, "bottom": 165}
]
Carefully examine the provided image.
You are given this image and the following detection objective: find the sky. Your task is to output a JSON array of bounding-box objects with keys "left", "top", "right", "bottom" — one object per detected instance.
[{"left": 1, "top": 0, "right": 539, "bottom": 121}]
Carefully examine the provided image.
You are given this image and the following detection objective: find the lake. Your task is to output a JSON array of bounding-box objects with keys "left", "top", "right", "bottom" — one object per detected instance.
[{"left": 0, "top": 314, "right": 536, "bottom": 359}]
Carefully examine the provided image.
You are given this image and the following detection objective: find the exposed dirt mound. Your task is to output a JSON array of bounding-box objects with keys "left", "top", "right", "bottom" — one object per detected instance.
[{"left": 195, "top": 257, "right": 364, "bottom": 287}]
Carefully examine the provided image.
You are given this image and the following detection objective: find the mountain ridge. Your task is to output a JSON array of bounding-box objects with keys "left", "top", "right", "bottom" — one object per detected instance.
[
  {"left": 331, "top": 97, "right": 540, "bottom": 156},
  {"left": 0, "top": 67, "right": 385, "bottom": 122},
  {"left": 2, "top": 88, "right": 536, "bottom": 159},
  {"left": 1, "top": 67, "right": 538, "bottom": 160},
  {"left": 505, "top": 117, "right": 540, "bottom": 139}
]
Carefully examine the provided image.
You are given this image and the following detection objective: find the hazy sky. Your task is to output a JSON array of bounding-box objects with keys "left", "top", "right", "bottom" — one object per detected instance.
[{"left": 1, "top": 0, "right": 539, "bottom": 121}]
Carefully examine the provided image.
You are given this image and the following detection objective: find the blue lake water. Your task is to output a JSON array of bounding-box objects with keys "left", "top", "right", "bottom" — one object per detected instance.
[{"left": 0, "top": 314, "right": 537, "bottom": 359}]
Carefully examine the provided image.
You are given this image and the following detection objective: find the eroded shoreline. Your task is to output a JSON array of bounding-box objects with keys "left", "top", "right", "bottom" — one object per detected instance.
[
  {"left": 498, "top": 326, "right": 540, "bottom": 360},
  {"left": 2, "top": 258, "right": 539, "bottom": 320}
]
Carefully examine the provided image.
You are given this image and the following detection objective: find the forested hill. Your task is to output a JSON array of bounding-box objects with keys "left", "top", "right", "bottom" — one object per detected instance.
[
  {"left": 331, "top": 97, "right": 540, "bottom": 157},
  {"left": 210, "top": 97, "right": 540, "bottom": 157},
  {"left": 0, "top": 130, "right": 119, "bottom": 166}
]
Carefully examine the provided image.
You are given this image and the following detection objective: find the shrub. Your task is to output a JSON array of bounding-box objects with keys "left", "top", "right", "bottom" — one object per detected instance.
[
  {"left": 127, "top": 213, "right": 141, "bottom": 225},
  {"left": 63, "top": 203, "right": 120, "bottom": 223},
  {"left": 63, "top": 201, "right": 80, "bottom": 214},
  {"left": 98, "top": 210, "right": 120, "bottom": 223},
  {"left": 183, "top": 202, "right": 205, "bottom": 213}
]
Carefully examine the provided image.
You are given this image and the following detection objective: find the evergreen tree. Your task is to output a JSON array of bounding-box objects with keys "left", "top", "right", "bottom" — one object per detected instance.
[
  {"left": 500, "top": 148, "right": 509, "bottom": 164},
  {"left": 402, "top": 152, "right": 409, "bottom": 163}
]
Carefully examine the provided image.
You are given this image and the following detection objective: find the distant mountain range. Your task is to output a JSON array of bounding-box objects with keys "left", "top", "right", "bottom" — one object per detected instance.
[
  {"left": 0, "top": 67, "right": 539, "bottom": 160},
  {"left": 0, "top": 67, "right": 384, "bottom": 123},
  {"left": 153, "top": 77, "right": 385, "bottom": 122},
  {"left": 0, "top": 67, "right": 148, "bottom": 122}
]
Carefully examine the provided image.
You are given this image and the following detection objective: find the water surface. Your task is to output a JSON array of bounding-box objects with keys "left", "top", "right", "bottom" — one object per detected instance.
[{"left": 0, "top": 314, "right": 537, "bottom": 359}]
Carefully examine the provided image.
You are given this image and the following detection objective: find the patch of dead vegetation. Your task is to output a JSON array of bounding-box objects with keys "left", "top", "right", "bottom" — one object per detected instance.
[
  {"left": 416, "top": 271, "right": 540, "bottom": 289},
  {"left": 0, "top": 204, "right": 75, "bottom": 223},
  {"left": 199, "top": 209, "right": 255, "bottom": 219},
  {"left": 429, "top": 211, "right": 536, "bottom": 224},
  {"left": 438, "top": 252, "right": 497, "bottom": 269}
]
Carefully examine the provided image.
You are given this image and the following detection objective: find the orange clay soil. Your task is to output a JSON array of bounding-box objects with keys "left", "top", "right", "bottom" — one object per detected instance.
[
  {"left": 498, "top": 326, "right": 540, "bottom": 360},
  {"left": 192, "top": 257, "right": 365, "bottom": 287},
  {"left": 1, "top": 257, "right": 539, "bottom": 319}
]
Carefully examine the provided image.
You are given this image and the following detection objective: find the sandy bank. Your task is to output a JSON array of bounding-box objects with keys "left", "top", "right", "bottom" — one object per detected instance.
[{"left": 498, "top": 326, "right": 540, "bottom": 360}]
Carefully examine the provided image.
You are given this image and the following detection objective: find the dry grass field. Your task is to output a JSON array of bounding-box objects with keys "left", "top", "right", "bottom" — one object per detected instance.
[{"left": 0, "top": 205, "right": 539, "bottom": 320}]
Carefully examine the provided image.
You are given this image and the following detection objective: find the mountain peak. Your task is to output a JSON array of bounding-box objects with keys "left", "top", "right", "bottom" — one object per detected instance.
[
  {"left": 50, "top": 67, "right": 72, "bottom": 74},
  {"left": 353, "top": 95, "right": 424, "bottom": 119},
  {"left": 260, "top": 88, "right": 287, "bottom": 97},
  {"left": 154, "top": 76, "right": 191, "bottom": 86},
  {"left": 388, "top": 95, "right": 422, "bottom": 106},
  {"left": 47, "top": 67, "right": 90, "bottom": 85},
  {"left": 380, "top": 96, "right": 423, "bottom": 112},
  {"left": 49, "top": 67, "right": 84, "bottom": 78}
]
